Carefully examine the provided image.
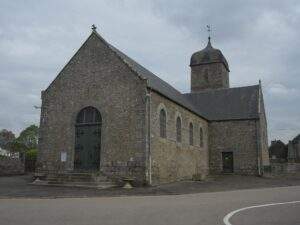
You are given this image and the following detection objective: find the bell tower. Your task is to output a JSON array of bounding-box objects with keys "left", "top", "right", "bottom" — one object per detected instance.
[{"left": 190, "top": 36, "right": 230, "bottom": 92}]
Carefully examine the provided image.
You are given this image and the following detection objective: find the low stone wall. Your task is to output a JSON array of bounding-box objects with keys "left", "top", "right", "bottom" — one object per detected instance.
[
  {"left": 0, "top": 157, "right": 24, "bottom": 175},
  {"left": 270, "top": 162, "right": 300, "bottom": 174},
  {"left": 101, "top": 160, "right": 146, "bottom": 185}
]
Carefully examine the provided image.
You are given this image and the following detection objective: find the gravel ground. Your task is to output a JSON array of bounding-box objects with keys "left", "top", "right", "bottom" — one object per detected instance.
[{"left": 0, "top": 173, "right": 300, "bottom": 199}]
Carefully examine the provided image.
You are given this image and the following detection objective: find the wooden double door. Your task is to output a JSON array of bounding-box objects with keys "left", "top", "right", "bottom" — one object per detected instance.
[{"left": 74, "top": 124, "right": 101, "bottom": 171}]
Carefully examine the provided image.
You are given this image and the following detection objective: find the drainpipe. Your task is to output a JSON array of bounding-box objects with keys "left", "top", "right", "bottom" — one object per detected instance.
[
  {"left": 255, "top": 120, "right": 261, "bottom": 176},
  {"left": 257, "top": 80, "right": 262, "bottom": 176},
  {"left": 146, "top": 87, "right": 152, "bottom": 185},
  {"left": 143, "top": 77, "right": 152, "bottom": 185}
]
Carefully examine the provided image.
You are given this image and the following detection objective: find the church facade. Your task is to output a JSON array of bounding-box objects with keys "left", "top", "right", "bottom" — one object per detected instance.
[{"left": 37, "top": 28, "right": 269, "bottom": 185}]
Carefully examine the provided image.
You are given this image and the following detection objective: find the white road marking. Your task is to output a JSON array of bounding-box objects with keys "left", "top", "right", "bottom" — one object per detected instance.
[{"left": 223, "top": 200, "right": 300, "bottom": 225}]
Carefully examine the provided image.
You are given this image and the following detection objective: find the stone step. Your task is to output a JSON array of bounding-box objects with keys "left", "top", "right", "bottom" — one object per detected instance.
[
  {"left": 33, "top": 171, "right": 116, "bottom": 189},
  {"left": 33, "top": 179, "right": 116, "bottom": 189},
  {"left": 45, "top": 172, "right": 110, "bottom": 184},
  {"left": 47, "top": 177, "right": 91, "bottom": 183},
  {"left": 48, "top": 173, "right": 93, "bottom": 178},
  {"left": 47, "top": 176, "right": 93, "bottom": 181}
]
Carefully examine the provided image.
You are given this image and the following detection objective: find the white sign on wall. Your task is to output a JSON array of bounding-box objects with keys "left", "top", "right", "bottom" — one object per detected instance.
[{"left": 61, "top": 151, "right": 67, "bottom": 162}]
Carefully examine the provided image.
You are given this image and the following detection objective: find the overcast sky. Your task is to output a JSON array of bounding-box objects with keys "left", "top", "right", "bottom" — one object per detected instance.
[{"left": 0, "top": 0, "right": 299, "bottom": 143}]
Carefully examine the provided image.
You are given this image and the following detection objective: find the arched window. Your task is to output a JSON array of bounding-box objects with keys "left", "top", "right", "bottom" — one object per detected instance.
[
  {"left": 189, "top": 122, "right": 193, "bottom": 145},
  {"left": 159, "top": 109, "right": 166, "bottom": 138},
  {"left": 200, "top": 127, "right": 204, "bottom": 147},
  {"left": 76, "top": 106, "right": 101, "bottom": 124},
  {"left": 176, "top": 117, "right": 181, "bottom": 142}
]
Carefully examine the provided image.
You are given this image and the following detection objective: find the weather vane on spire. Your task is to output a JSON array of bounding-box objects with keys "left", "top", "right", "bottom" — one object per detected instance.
[{"left": 206, "top": 25, "right": 211, "bottom": 41}]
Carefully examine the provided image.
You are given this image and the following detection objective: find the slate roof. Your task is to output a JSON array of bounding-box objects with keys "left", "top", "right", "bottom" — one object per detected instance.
[
  {"left": 292, "top": 134, "right": 300, "bottom": 144},
  {"left": 190, "top": 39, "right": 229, "bottom": 71},
  {"left": 94, "top": 31, "right": 260, "bottom": 122},
  {"left": 108, "top": 44, "right": 206, "bottom": 119},
  {"left": 184, "top": 85, "right": 260, "bottom": 121}
]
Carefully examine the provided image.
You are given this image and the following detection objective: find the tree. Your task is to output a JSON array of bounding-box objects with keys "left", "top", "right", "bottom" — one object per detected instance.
[
  {"left": 0, "top": 129, "right": 15, "bottom": 149},
  {"left": 17, "top": 125, "right": 39, "bottom": 150},
  {"left": 5, "top": 140, "right": 27, "bottom": 153},
  {"left": 0, "top": 125, "right": 39, "bottom": 153}
]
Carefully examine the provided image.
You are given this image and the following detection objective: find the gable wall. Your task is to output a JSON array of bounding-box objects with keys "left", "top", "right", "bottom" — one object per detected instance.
[
  {"left": 37, "top": 33, "right": 148, "bottom": 183},
  {"left": 149, "top": 91, "right": 209, "bottom": 184},
  {"left": 258, "top": 86, "right": 270, "bottom": 169},
  {"left": 209, "top": 120, "right": 259, "bottom": 175}
]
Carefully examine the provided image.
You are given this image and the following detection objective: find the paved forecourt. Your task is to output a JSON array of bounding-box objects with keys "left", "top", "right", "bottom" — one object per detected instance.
[{"left": 0, "top": 186, "right": 299, "bottom": 225}]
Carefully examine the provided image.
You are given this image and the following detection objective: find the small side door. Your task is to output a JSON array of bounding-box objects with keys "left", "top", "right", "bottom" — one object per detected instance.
[{"left": 222, "top": 152, "right": 233, "bottom": 173}]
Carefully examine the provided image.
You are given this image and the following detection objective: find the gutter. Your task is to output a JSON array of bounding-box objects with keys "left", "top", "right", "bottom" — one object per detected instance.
[
  {"left": 149, "top": 88, "right": 208, "bottom": 121},
  {"left": 209, "top": 117, "right": 259, "bottom": 123},
  {"left": 255, "top": 120, "right": 261, "bottom": 176}
]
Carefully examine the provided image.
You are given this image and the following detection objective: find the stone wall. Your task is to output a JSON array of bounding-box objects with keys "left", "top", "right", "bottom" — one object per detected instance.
[
  {"left": 191, "top": 63, "right": 229, "bottom": 92},
  {"left": 209, "top": 120, "right": 259, "bottom": 175},
  {"left": 258, "top": 85, "right": 270, "bottom": 171},
  {"left": 270, "top": 162, "right": 300, "bottom": 174},
  {"left": 37, "top": 32, "right": 148, "bottom": 183},
  {"left": 149, "top": 91, "right": 209, "bottom": 184},
  {"left": 0, "top": 157, "right": 24, "bottom": 175},
  {"left": 288, "top": 138, "right": 300, "bottom": 163}
]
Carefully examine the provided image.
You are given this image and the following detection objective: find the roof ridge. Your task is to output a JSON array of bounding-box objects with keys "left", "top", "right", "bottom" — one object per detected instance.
[
  {"left": 107, "top": 44, "right": 183, "bottom": 95},
  {"left": 184, "top": 85, "right": 259, "bottom": 95},
  {"left": 92, "top": 32, "right": 207, "bottom": 120}
]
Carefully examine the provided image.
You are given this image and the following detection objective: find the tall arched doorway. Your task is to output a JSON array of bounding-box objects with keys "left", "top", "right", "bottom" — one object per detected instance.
[{"left": 74, "top": 106, "right": 101, "bottom": 171}]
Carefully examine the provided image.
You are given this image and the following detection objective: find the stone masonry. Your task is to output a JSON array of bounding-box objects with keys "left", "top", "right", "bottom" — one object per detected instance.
[
  {"left": 37, "top": 32, "right": 148, "bottom": 184},
  {"left": 150, "top": 92, "right": 209, "bottom": 184},
  {"left": 0, "top": 157, "right": 24, "bottom": 175},
  {"left": 209, "top": 120, "right": 259, "bottom": 175},
  {"left": 191, "top": 63, "right": 229, "bottom": 92}
]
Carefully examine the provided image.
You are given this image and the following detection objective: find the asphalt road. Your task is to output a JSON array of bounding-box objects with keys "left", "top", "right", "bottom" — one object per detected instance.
[{"left": 0, "top": 185, "right": 299, "bottom": 225}]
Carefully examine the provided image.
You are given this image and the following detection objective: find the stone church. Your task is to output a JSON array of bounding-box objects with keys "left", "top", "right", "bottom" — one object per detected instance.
[{"left": 37, "top": 27, "right": 269, "bottom": 185}]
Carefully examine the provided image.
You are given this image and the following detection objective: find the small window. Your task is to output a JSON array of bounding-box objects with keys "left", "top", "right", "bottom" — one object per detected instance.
[
  {"left": 200, "top": 127, "right": 204, "bottom": 147},
  {"left": 189, "top": 122, "right": 193, "bottom": 145},
  {"left": 159, "top": 109, "right": 166, "bottom": 138},
  {"left": 176, "top": 117, "right": 181, "bottom": 142}
]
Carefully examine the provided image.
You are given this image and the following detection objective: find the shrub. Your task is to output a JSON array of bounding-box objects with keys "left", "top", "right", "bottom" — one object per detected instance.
[
  {"left": 25, "top": 149, "right": 37, "bottom": 172},
  {"left": 0, "top": 155, "right": 9, "bottom": 159},
  {"left": 26, "top": 149, "right": 37, "bottom": 161}
]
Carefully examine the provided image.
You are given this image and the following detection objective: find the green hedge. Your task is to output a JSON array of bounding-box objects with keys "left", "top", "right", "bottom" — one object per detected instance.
[
  {"left": 25, "top": 149, "right": 37, "bottom": 161},
  {"left": 25, "top": 149, "right": 37, "bottom": 172},
  {"left": 0, "top": 155, "right": 9, "bottom": 159}
]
